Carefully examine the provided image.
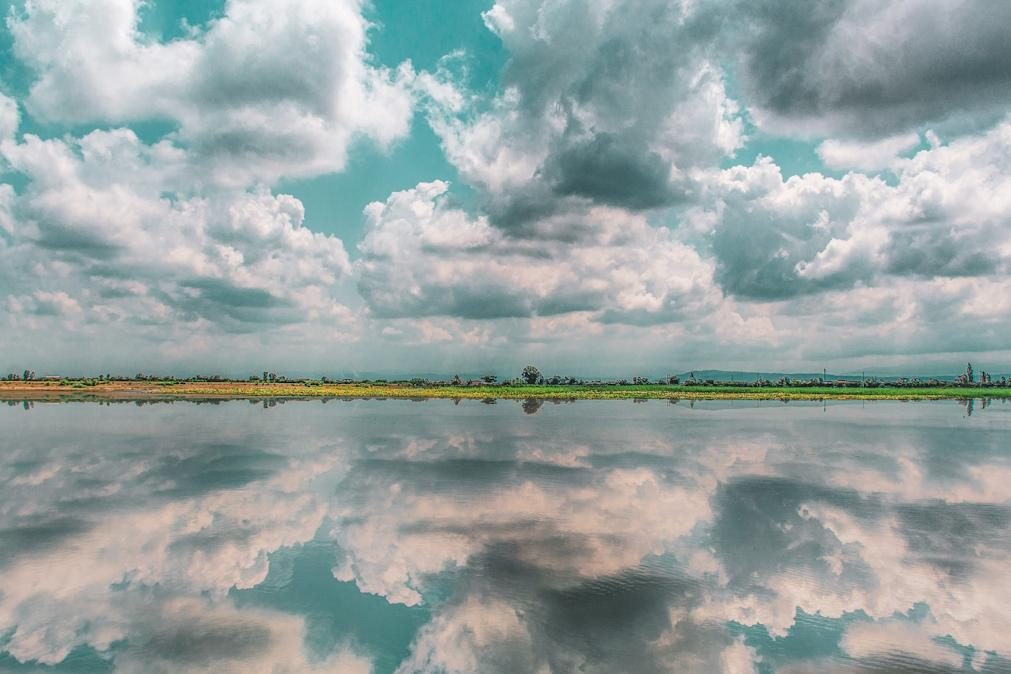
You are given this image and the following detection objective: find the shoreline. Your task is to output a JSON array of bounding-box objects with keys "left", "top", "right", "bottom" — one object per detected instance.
[{"left": 1, "top": 381, "right": 1008, "bottom": 402}]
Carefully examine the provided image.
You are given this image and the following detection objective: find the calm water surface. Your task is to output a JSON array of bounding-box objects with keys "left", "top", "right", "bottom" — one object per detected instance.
[{"left": 1, "top": 399, "right": 1009, "bottom": 673}]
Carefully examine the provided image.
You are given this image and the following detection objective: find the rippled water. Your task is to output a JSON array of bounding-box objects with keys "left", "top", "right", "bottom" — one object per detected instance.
[{"left": 1, "top": 398, "right": 1009, "bottom": 673}]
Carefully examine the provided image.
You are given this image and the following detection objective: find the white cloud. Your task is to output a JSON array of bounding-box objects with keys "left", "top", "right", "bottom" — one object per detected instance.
[
  {"left": 816, "top": 133, "right": 921, "bottom": 171},
  {"left": 9, "top": 0, "right": 414, "bottom": 185},
  {"left": 356, "top": 181, "right": 718, "bottom": 325},
  {"left": 0, "top": 129, "right": 355, "bottom": 337},
  {"left": 709, "top": 120, "right": 1011, "bottom": 300}
]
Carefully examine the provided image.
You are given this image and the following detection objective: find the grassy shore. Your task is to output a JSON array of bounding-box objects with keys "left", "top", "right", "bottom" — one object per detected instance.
[{"left": 1, "top": 380, "right": 1009, "bottom": 401}]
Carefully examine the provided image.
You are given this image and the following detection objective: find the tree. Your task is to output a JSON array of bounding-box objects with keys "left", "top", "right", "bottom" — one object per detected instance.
[
  {"left": 481, "top": 374, "right": 497, "bottom": 384},
  {"left": 521, "top": 365, "right": 541, "bottom": 384},
  {"left": 966, "top": 362, "right": 974, "bottom": 383}
]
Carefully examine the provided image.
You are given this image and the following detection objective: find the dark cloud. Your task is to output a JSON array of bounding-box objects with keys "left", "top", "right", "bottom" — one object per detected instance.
[
  {"left": 895, "top": 501, "right": 1011, "bottom": 579},
  {"left": 348, "top": 457, "right": 591, "bottom": 493},
  {"left": 172, "top": 278, "right": 300, "bottom": 328},
  {"left": 359, "top": 280, "right": 536, "bottom": 320},
  {"left": 885, "top": 228, "right": 1000, "bottom": 278},
  {"left": 0, "top": 516, "right": 92, "bottom": 568},
  {"left": 711, "top": 476, "right": 881, "bottom": 586},
  {"left": 711, "top": 195, "right": 868, "bottom": 300},
  {"left": 547, "top": 134, "right": 681, "bottom": 210},
  {"left": 141, "top": 443, "right": 288, "bottom": 497},
  {"left": 180, "top": 279, "right": 288, "bottom": 310},
  {"left": 537, "top": 566, "right": 708, "bottom": 674},
  {"left": 33, "top": 225, "right": 122, "bottom": 260},
  {"left": 736, "top": 0, "right": 1011, "bottom": 136},
  {"left": 138, "top": 617, "right": 272, "bottom": 665},
  {"left": 429, "top": 0, "right": 743, "bottom": 238}
]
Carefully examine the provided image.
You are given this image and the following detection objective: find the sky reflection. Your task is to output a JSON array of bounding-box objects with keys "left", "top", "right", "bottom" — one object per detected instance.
[{"left": 0, "top": 399, "right": 1009, "bottom": 673}]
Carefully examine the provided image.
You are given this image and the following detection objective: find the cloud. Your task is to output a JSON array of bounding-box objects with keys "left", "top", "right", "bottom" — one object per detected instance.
[
  {"left": 9, "top": 0, "right": 414, "bottom": 185},
  {"left": 708, "top": 121, "right": 1011, "bottom": 299},
  {"left": 423, "top": 0, "right": 743, "bottom": 231},
  {"left": 736, "top": 0, "right": 1011, "bottom": 137},
  {"left": 114, "top": 600, "right": 374, "bottom": 674},
  {"left": 355, "top": 181, "right": 718, "bottom": 324},
  {"left": 28, "top": 290, "right": 82, "bottom": 317},
  {"left": 816, "top": 133, "right": 922, "bottom": 172},
  {"left": 0, "top": 129, "right": 355, "bottom": 336}
]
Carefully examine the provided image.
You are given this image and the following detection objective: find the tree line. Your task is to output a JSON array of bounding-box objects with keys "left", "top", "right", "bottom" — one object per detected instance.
[{"left": 4, "top": 362, "right": 1008, "bottom": 388}]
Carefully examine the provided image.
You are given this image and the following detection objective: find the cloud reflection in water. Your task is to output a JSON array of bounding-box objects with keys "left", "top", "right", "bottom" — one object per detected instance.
[{"left": 0, "top": 399, "right": 1008, "bottom": 673}]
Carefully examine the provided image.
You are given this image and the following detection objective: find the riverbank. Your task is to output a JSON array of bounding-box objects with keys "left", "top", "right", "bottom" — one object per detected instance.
[{"left": 2, "top": 380, "right": 1008, "bottom": 401}]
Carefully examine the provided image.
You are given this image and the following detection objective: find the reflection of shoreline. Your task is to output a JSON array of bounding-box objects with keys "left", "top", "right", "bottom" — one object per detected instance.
[
  {"left": 3, "top": 392, "right": 1006, "bottom": 408},
  {"left": 4, "top": 395, "right": 1007, "bottom": 422}
]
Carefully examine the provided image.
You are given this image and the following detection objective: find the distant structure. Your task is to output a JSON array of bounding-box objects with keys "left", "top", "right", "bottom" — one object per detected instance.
[{"left": 955, "top": 362, "right": 997, "bottom": 386}]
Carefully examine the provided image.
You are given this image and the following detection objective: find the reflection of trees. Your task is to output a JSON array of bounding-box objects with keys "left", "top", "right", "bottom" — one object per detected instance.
[
  {"left": 522, "top": 398, "right": 544, "bottom": 415},
  {"left": 5, "top": 400, "right": 34, "bottom": 409}
]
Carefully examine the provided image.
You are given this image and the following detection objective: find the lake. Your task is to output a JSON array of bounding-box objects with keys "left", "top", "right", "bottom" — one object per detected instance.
[{"left": 1, "top": 398, "right": 1008, "bottom": 673}]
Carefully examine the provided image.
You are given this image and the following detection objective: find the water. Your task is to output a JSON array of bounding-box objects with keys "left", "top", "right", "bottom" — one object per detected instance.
[{"left": 1, "top": 398, "right": 1009, "bottom": 673}]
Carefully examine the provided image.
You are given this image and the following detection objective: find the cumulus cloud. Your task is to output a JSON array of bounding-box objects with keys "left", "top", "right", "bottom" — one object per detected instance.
[
  {"left": 0, "top": 129, "right": 354, "bottom": 336},
  {"left": 422, "top": 0, "right": 743, "bottom": 231},
  {"left": 349, "top": 117, "right": 1011, "bottom": 366},
  {"left": 355, "top": 181, "right": 718, "bottom": 324},
  {"left": 708, "top": 121, "right": 1011, "bottom": 300},
  {"left": 735, "top": 0, "right": 1011, "bottom": 137},
  {"left": 349, "top": 0, "right": 1011, "bottom": 368},
  {"left": 9, "top": 0, "right": 414, "bottom": 185}
]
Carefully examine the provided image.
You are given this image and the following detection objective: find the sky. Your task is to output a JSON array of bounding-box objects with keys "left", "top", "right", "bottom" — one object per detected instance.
[{"left": 0, "top": 0, "right": 1010, "bottom": 378}]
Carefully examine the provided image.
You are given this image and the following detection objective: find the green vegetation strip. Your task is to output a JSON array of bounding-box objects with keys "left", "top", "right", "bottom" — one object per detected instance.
[{"left": 2, "top": 382, "right": 1010, "bottom": 401}]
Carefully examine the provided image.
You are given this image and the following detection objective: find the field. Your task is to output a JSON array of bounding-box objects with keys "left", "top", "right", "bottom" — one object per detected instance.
[{"left": 1, "top": 380, "right": 1009, "bottom": 401}]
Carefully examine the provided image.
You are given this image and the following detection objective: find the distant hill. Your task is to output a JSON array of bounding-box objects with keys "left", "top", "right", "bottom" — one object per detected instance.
[{"left": 672, "top": 370, "right": 967, "bottom": 383}]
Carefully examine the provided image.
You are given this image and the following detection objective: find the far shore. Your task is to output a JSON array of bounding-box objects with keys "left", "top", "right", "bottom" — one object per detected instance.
[{"left": 1, "top": 380, "right": 1009, "bottom": 402}]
